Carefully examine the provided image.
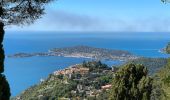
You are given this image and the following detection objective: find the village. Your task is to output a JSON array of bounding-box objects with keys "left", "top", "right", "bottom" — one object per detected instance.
[{"left": 52, "top": 61, "right": 117, "bottom": 98}]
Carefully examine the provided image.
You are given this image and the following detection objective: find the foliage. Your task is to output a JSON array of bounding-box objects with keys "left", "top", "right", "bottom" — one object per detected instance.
[
  {"left": 0, "top": 0, "right": 53, "bottom": 26},
  {"left": 155, "top": 58, "right": 170, "bottom": 99},
  {"left": 150, "top": 80, "right": 166, "bottom": 100},
  {"left": 50, "top": 45, "right": 133, "bottom": 61},
  {"left": 161, "top": 0, "right": 170, "bottom": 3},
  {"left": 82, "top": 60, "right": 110, "bottom": 72},
  {"left": 0, "top": 1, "right": 53, "bottom": 100},
  {"left": 128, "top": 57, "right": 167, "bottom": 75},
  {"left": 157, "top": 59, "right": 170, "bottom": 86},
  {"left": 165, "top": 42, "right": 170, "bottom": 54},
  {"left": 13, "top": 60, "right": 168, "bottom": 100},
  {"left": 14, "top": 61, "right": 115, "bottom": 100},
  {"left": 0, "top": 74, "right": 10, "bottom": 100},
  {"left": 109, "top": 63, "right": 153, "bottom": 100},
  {"left": 97, "top": 90, "right": 110, "bottom": 100},
  {"left": 15, "top": 76, "right": 77, "bottom": 100}
]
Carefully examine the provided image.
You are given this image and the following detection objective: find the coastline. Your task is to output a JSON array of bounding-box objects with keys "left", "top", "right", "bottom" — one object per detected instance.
[
  {"left": 158, "top": 47, "right": 170, "bottom": 55},
  {"left": 7, "top": 45, "right": 138, "bottom": 61},
  {"left": 7, "top": 52, "right": 138, "bottom": 61}
]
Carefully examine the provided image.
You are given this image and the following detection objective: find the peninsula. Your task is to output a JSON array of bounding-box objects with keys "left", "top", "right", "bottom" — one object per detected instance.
[{"left": 7, "top": 45, "right": 137, "bottom": 61}]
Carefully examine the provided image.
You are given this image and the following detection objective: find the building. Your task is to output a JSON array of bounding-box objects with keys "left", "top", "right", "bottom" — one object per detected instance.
[
  {"left": 101, "top": 84, "right": 112, "bottom": 90},
  {"left": 53, "top": 65, "right": 89, "bottom": 76}
]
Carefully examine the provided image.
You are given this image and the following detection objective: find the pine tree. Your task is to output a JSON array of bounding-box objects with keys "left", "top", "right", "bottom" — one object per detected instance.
[
  {"left": 161, "top": 0, "right": 170, "bottom": 3},
  {"left": 109, "top": 63, "right": 153, "bottom": 100},
  {"left": 0, "top": 0, "right": 53, "bottom": 99}
]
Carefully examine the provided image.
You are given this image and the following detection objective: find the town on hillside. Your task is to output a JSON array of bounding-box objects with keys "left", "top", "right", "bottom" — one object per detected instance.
[{"left": 14, "top": 61, "right": 119, "bottom": 100}]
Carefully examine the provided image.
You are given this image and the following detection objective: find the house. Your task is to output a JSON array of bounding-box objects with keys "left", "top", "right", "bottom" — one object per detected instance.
[
  {"left": 53, "top": 66, "right": 89, "bottom": 76},
  {"left": 101, "top": 84, "right": 112, "bottom": 90}
]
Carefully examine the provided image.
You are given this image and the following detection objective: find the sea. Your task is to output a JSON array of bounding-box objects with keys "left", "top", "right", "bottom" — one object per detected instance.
[{"left": 3, "top": 31, "right": 170, "bottom": 96}]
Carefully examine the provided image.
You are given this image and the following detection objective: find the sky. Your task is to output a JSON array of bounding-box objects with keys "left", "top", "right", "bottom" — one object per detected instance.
[{"left": 7, "top": 0, "right": 170, "bottom": 32}]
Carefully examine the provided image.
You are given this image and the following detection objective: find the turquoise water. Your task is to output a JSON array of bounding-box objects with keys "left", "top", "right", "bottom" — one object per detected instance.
[{"left": 3, "top": 32, "right": 170, "bottom": 96}]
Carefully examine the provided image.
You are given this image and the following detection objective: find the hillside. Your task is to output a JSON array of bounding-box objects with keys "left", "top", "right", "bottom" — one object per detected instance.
[
  {"left": 50, "top": 45, "right": 134, "bottom": 59},
  {"left": 127, "top": 57, "right": 168, "bottom": 75},
  {"left": 12, "top": 61, "right": 116, "bottom": 100},
  {"left": 12, "top": 57, "right": 169, "bottom": 100},
  {"left": 164, "top": 42, "right": 170, "bottom": 54},
  {"left": 154, "top": 58, "right": 170, "bottom": 99}
]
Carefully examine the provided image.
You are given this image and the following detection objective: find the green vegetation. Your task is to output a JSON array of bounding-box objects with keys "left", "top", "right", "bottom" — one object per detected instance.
[
  {"left": 161, "top": 0, "right": 170, "bottom": 3},
  {"left": 128, "top": 57, "right": 167, "bottom": 75},
  {"left": 0, "top": 74, "right": 10, "bottom": 100},
  {"left": 13, "top": 61, "right": 115, "bottom": 100},
  {"left": 155, "top": 58, "right": 170, "bottom": 99},
  {"left": 49, "top": 45, "right": 136, "bottom": 60},
  {"left": 109, "top": 63, "right": 153, "bottom": 100},
  {"left": 165, "top": 42, "right": 170, "bottom": 54},
  {"left": 82, "top": 60, "right": 111, "bottom": 72},
  {"left": 51, "top": 45, "right": 132, "bottom": 57},
  {"left": 8, "top": 45, "right": 136, "bottom": 61},
  {"left": 0, "top": 1, "right": 53, "bottom": 99},
  {"left": 14, "top": 59, "right": 168, "bottom": 100}
]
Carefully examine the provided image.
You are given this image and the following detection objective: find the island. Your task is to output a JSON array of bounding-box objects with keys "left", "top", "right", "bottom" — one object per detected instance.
[{"left": 7, "top": 45, "right": 138, "bottom": 61}]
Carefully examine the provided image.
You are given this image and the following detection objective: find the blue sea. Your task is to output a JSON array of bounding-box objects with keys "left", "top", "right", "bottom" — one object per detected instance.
[{"left": 3, "top": 32, "right": 170, "bottom": 96}]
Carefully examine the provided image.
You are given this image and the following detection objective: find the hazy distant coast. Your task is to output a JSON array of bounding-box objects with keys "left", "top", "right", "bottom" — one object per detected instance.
[{"left": 7, "top": 45, "right": 138, "bottom": 61}]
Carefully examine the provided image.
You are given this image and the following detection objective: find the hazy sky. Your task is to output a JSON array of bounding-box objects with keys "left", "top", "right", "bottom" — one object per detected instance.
[{"left": 7, "top": 0, "right": 170, "bottom": 32}]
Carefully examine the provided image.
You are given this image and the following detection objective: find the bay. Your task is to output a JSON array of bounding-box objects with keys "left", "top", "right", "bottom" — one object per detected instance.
[{"left": 3, "top": 32, "right": 170, "bottom": 96}]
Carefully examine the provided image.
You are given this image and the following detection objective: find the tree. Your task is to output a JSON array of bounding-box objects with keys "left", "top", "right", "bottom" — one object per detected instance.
[
  {"left": 109, "top": 63, "right": 153, "bottom": 100},
  {"left": 0, "top": 0, "right": 53, "bottom": 99},
  {"left": 0, "top": 74, "right": 10, "bottom": 100},
  {"left": 161, "top": 0, "right": 170, "bottom": 3}
]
